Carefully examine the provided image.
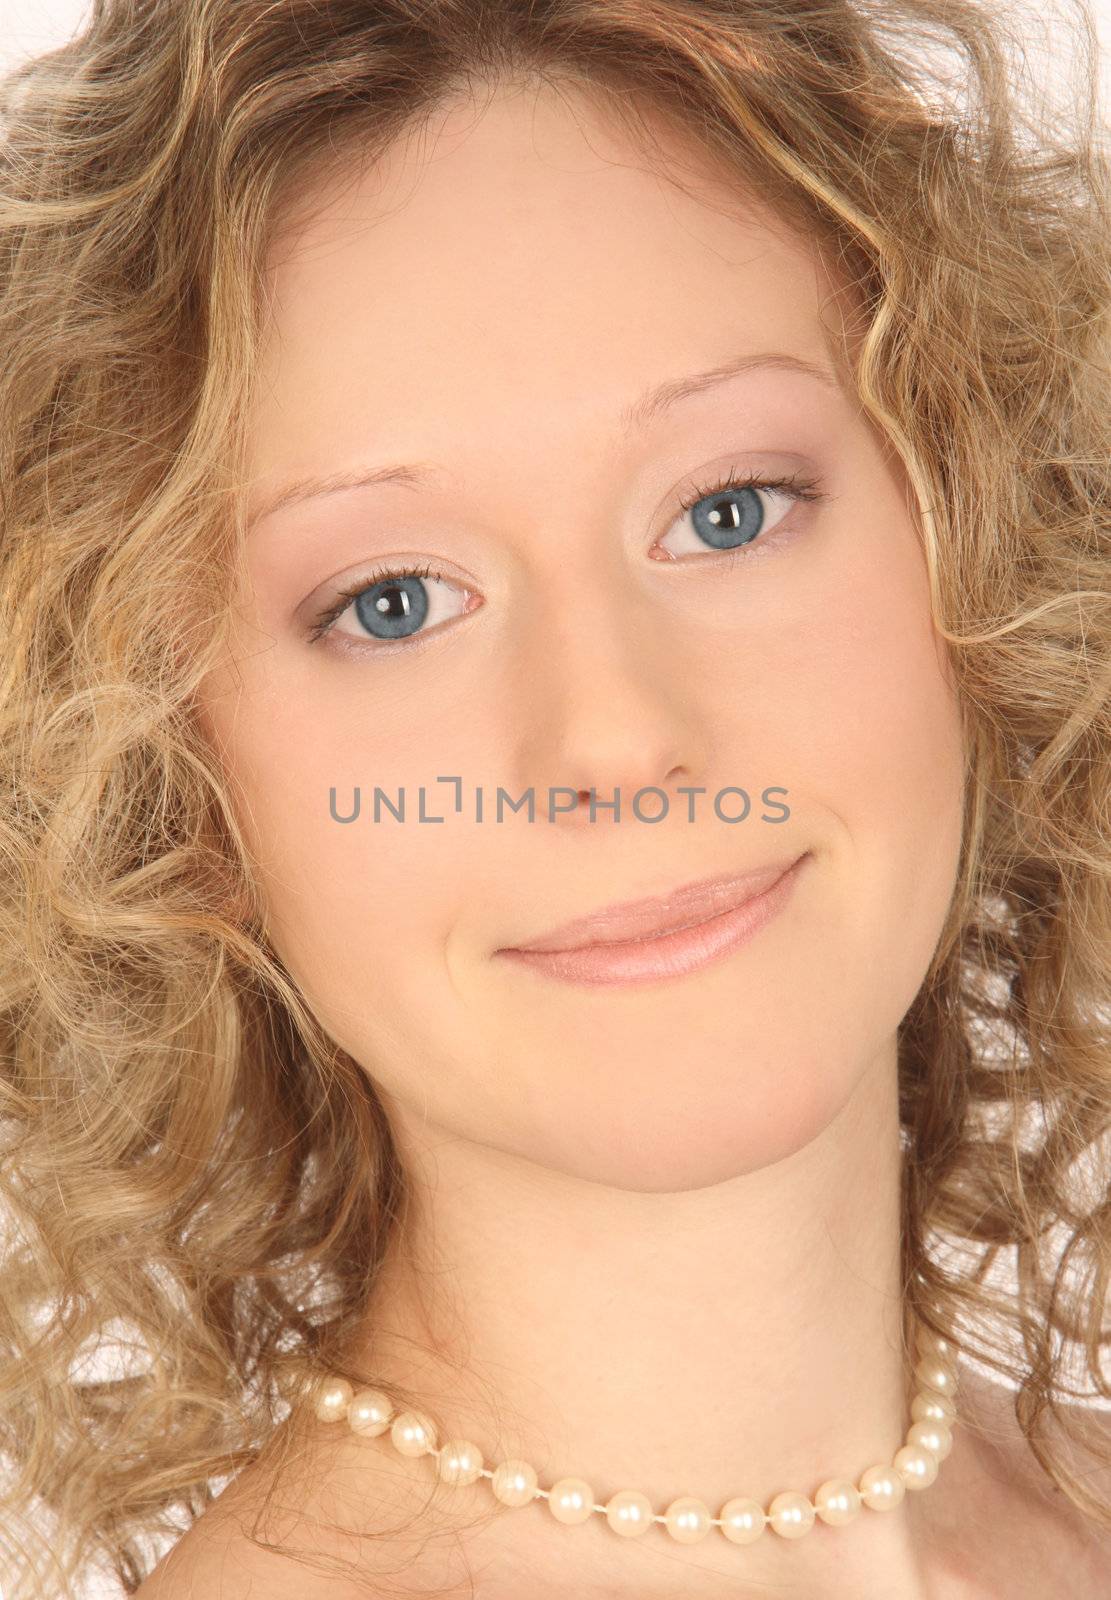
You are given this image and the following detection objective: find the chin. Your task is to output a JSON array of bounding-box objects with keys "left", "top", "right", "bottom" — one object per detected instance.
[{"left": 518, "top": 1054, "right": 871, "bottom": 1194}]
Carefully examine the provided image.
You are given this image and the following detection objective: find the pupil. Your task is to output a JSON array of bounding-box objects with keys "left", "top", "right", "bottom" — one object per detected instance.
[
  {"left": 354, "top": 575, "right": 429, "bottom": 639},
  {"left": 694, "top": 486, "right": 763, "bottom": 550}
]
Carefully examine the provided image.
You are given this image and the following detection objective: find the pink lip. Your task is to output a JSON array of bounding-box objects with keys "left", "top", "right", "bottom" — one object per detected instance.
[
  {"left": 503, "top": 854, "right": 806, "bottom": 950},
  {"left": 495, "top": 852, "right": 809, "bottom": 988}
]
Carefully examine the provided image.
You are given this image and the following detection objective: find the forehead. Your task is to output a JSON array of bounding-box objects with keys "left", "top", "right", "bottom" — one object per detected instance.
[{"left": 247, "top": 80, "right": 850, "bottom": 485}]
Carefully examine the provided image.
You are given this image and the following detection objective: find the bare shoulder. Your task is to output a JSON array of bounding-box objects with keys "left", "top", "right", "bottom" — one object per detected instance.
[
  {"left": 129, "top": 1464, "right": 350, "bottom": 1599},
  {"left": 938, "top": 1364, "right": 1111, "bottom": 1599},
  {"left": 131, "top": 1416, "right": 481, "bottom": 1599}
]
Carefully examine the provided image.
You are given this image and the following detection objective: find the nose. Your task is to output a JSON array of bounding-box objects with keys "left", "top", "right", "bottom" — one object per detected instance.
[{"left": 511, "top": 574, "right": 708, "bottom": 831}]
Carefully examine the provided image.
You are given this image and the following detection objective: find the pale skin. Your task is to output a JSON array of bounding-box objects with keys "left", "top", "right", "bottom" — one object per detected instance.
[{"left": 138, "top": 75, "right": 1111, "bottom": 1599}]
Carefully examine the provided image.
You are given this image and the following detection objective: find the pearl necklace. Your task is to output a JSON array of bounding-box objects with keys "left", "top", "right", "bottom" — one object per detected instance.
[{"left": 304, "top": 1318, "right": 958, "bottom": 1546}]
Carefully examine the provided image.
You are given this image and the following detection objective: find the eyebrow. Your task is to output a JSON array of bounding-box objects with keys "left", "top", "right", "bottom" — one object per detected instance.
[{"left": 248, "top": 350, "right": 841, "bottom": 528}]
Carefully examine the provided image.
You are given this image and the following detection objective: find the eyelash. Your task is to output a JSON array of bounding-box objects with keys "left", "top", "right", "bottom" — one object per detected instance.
[
  {"left": 306, "top": 559, "right": 442, "bottom": 645},
  {"left": 305, "top": 466, "right": 828, "bottom": 645}
]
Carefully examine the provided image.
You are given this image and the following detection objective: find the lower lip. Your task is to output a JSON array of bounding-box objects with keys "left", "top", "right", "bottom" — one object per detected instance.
[{"left": 495, "top": 854, "right": 809, "bottom": 988}]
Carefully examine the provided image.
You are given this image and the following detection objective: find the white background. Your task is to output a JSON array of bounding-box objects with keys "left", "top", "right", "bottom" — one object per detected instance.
[{"left": 1, "top": 0, "right": 1109, "bottom": 1595}]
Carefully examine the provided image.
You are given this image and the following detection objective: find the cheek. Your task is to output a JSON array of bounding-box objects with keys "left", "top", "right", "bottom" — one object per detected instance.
[
  {"left": 775, "top": 536, "right": 967, "bottom": 1020},
  {"left": 200, "top": 567, "right": 561, "bottom": 1081},
  {"left": 706, "top": 510, "right": 965, "bottom": 850},
  {"left": 694, "top": 523, "right": 966, "bottom": 1049},
  {"left": 195, "top": 643, "right": 483, "bottom": 1016},
  {"left": 804, "top": 547, "right": 966, "bottom": 842}
]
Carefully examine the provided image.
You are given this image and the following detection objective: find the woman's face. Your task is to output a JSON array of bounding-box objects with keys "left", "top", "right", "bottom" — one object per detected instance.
[{"left": 198, "top": 78, "right": 966, "bottom": 1191}]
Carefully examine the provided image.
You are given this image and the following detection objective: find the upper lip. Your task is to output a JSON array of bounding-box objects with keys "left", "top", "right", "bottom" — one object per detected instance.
[{"left": 501, "top": 854, "right": 806, "bottom": 953}]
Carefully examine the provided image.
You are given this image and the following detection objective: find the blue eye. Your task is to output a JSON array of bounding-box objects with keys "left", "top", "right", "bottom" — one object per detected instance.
[
  {"left": 305, "top": 468, "right": 827, "bottom": 651},
  {"left": 658, "top": 468, "right": 825, "bottom": 559},
  {"left": 307, "top": 560, "right": 470, "bottom": 647}
]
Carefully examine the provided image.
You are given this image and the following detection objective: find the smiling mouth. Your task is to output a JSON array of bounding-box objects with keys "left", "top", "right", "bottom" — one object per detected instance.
[
  {"left": 493, "top": 854, "right": 810, "bottom": 988},
  {"left": 500, "top": 854, "right": 807, "bottom": 954}
]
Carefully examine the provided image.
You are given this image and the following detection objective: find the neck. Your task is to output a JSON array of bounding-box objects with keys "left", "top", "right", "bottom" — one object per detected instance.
[{"left": 335, "top": 1042, "right": 938, "bottom": 1596}]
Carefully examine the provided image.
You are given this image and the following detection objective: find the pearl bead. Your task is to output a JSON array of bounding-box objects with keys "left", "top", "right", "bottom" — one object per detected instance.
[
  {"left": 437, "top": 1438, "right": 484, "bottom": 1485},
  {"left": 548, "top": 1477, "right": 595, "bottom": 1524},
  {"left": 767, "top": 1491, "right": 816, "bottom": 1539},
  {"left": 911, "top": 1390, "right": 955, "bottom": 1425},
  {"left": 719, "top": 1497, "right": 767, "bottom": 1543},
  {"left": 814, "top": 1478, "right": 862, "bottom": 1525},
  {"left": 893, "top": 1444, "right": 939, "bottom": 1489},
  {"left": 347, "top": 1387, "right": 394, "bottom": 1437},
  {"left": 907, "top": 1418, "right": 953, "bottom": 1461},
  {"left": 858, "top": 1465, "right": 907, "bottom": 1511},
  {"left": 914, "top": 1356, "right": 958, "bottom": 1399},
  {"left": 390, "top": 1409, "right": 438, "bottom": 1457},
  {"left": 491, "top": 1459, "right": 539, "bottom": 1506},
  {"left": 604, "top": 1489, "right": 655, "bottom": 1537},
  {"left": 663, "top": 1496, "right": 712, "bottom": 1544},
  {"left": 916, "top": 1327, "right": 953, "bottom": 1360},
  {"left": 313, "top": 1377, "right": 353, "bottom": 1423}
]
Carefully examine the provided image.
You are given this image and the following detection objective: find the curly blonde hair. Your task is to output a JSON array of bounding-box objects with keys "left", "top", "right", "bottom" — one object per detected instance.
[{"left": 0, "top": 0, "right": 1108, "bottom": 1594}]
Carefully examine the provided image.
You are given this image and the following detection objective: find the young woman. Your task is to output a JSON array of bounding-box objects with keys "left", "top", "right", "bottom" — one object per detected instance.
[{"left": 1, "top": 2, "right": 1108, "bottom": 1596}]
